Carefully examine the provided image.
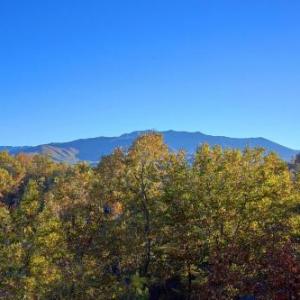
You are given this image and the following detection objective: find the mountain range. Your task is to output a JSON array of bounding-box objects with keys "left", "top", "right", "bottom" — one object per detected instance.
[{"left": 0, "top": 130, "right": 298, "bottom": 164}]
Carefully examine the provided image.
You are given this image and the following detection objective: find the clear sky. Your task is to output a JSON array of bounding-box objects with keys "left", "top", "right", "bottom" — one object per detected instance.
[{"left": 1, "top": 0, "right": 300, "bottom": 148}]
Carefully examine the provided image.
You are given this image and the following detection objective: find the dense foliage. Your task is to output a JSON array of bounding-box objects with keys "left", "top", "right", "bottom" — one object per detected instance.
[{"left": 0, "top": 133, "right": 299, "bottom": 299}]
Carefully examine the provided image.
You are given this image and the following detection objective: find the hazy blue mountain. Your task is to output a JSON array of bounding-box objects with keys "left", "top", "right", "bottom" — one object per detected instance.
[{"left": 1, "top": 130, "right": 298, "bottom": 164}]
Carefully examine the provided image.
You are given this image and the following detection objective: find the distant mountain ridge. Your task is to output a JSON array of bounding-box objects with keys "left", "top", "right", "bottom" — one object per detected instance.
[{"left": 1, "top": 130, "right": 298, "bottom": 164}]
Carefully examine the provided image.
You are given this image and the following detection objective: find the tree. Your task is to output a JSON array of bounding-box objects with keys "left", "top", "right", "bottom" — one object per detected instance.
[
  {"left": 189, "top": 146, "right": 298, "bottom": 298},
  {"left": 0, "top": 152, "right": 25, "bottom": 204},
  {"left": 125, "top": 133, "right": 169, "bottom": 278}
]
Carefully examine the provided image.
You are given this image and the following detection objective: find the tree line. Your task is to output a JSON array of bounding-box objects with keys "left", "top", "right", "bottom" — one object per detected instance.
[{"left": 0, "top": 133, "right": 299, "bottom": 299}]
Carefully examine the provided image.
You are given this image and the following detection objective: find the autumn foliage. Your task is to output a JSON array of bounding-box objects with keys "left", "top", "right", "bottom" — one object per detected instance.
[{"left": 0, "top": 134, "right": 299, "bottom": 299}]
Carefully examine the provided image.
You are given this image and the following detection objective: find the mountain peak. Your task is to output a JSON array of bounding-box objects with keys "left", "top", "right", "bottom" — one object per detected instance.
[{"left": 1, "top": 130, "right": 298, "bottom": 164}]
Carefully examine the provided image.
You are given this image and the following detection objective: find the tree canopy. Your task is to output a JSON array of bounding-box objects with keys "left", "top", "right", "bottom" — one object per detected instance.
[{"left": 0, "top": 133, "right": 299, "bottom": 299}]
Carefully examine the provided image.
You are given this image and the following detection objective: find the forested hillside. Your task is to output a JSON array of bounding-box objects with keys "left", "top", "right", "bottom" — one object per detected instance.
[{"left": 0, "top": 133, "right": 299, "bottom": 299}]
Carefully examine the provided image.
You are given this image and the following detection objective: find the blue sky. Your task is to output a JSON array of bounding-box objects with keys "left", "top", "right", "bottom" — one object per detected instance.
[{"left": 1, "top": 1, "right": 300, "bottom": 148}]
